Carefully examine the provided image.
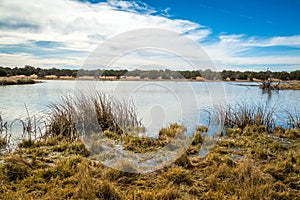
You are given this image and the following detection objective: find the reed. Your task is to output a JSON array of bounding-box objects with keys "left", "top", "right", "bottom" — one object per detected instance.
[
  {"left": 286, "top": 108, "right": 300, "bottom": 129},
  {"left": 0, "top": 114, "right": 9, "bottom": 151},
  {"left": 44, "top": 91, "right": 143, "bottom": 141},
  {"left": 211, "top": 102, "right": 276, "bottom": 133}
]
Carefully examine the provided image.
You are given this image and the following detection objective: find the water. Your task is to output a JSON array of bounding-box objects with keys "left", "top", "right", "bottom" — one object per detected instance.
[{"left": 0, "top": 80, "right": 299, "bottom": 138}]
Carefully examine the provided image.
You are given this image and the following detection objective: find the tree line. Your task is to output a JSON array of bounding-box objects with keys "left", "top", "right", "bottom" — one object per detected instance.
[{"left": 0, "top": 65, "right": 299, "bottom": 80}]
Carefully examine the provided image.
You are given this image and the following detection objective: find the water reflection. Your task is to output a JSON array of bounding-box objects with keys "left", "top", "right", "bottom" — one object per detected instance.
[{"left": 261, "top": 89, "right": 279, "bottom": 102}]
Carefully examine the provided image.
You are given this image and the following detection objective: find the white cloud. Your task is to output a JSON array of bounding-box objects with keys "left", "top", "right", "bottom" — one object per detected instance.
[
  {"left": 0, "top": 0, "right": 207, "bottom": 51},
  {"left": 0, "top": 52, "right": 84, "bottom": 68},
  {"left": 202, "top": 33, "right": 300, "bottom": 71},
  {"left": 257, "top": 35, "right": 300, "bottom": 47},
  {"left": 107, "top": 0, "right": 156, "bottom": 14}
]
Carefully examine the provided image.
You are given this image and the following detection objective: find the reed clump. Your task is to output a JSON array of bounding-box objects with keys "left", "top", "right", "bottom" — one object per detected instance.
[
  {"left": 286, "top": 108, "right": 300, "bottom": 129},
  {"left": 0, "top": 76, "right": 37, "bottom": 86},
  {"left": 0, "top": 115, "right": 9, "bottom": 151},
  {"left": 44, "top": 92, "right": 142, "bottom": 141},
  {"left": 212, "top": 102, "right": 276, "bottom": 133}
]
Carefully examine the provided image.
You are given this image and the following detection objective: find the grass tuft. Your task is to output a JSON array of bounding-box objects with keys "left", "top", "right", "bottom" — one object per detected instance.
[{"left": 211, "top": 102, "right": 276, "bottom": 134}]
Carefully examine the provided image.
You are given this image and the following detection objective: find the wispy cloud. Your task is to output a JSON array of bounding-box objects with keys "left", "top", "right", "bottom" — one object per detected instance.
[{"left": 202, "top": 34, "right": 300, "bottom": 71}]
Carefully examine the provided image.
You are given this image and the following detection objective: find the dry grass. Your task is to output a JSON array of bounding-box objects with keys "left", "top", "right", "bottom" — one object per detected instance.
[
  {"left": 0, "top": 76, "right": 37, "bottom": 86},
  {"left": 102, "top": 123, "right": 186, "bottom": 153},
  {"left": 44, "top": 91, "right": 142, "bottom": 141},
  {"left": 0, "top": 114, "right": 9, "bottom": 151},
  {"left": 286, "top": 108, "right": 300, "bottom": 129},
  {"left": 0, "top": 124, "right": 299, "bottom": 199},
  {"left": 278, "top": 82, "right": 300, "bottom": 90},
  {"left": 211, "top": 102, "right": 276, "bottom": 133}
]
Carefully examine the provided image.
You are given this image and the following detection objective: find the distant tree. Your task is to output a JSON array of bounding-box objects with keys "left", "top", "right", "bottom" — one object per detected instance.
[
  {"left": 201, "top": 69, "right": 216, "bottom": 80},
  {"left": 236, "top": 72, "right": 248, "bottom": 80},
  {"left": 278, "top": 71, "right": 290, "bottom": 80},
  {"left": 23, "top": 65, "right": 36, "bottom": 76},
  {"left": 161, "top": 73, "right": 170, "bottom": 79},
  {"left": 255, "top": 71, "right": 267, "bottom": 80},
  {"left": 230, "top": 76, "right": 236, "bottom": 81},
  {"left": 171, "top": 71, "right": 183, "bottom": 79},
  {"left": 221, "top": 70, "right": 235, "bottom": 80},
  {"left": 0, "top": 68, "right": 7, "bottom": 76},
  {"left": 290, "top": 70, "right": 300, "bottom": 80},
  {"left": 126, "top": 69, "right": 142, "bottom": 77}
]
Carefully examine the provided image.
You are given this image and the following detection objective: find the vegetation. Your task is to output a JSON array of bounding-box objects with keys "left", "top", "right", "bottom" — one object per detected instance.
[
  {"left": 0, "top": 76, "right": 37, "bottom": 86},
  {"left": 220, "top": 70, "right": 300, "bottom": 81},
  {"left": 44, "top": 92, "right": 142, "bottom": 141},
  {"left": 211, "top": 103, "right": 276, "bottom": 134},
  {"left": 0, "top": 95, "right": 299, "bottom": 199},
  {"left": 1, "top": 65, "right": 300, "bottom": 81},
  {"left": 1, "top": 125, "right": 299, "bottom": 199},
  {"left": 278, "top": 82, "right": 300, "bottom": 90}
]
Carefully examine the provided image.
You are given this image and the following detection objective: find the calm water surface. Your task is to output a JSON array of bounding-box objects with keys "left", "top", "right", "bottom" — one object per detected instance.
[{"left": 1, "top": 80, "right": 299, "bottom": 137}]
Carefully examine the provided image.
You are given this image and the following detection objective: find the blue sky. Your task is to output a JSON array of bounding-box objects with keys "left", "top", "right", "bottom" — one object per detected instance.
[
  {"left": 141, "top": 0, "right": 300, "bottom": 36},
  {"left": 0, "top": 0, "right": 300, "bottom": 71}
]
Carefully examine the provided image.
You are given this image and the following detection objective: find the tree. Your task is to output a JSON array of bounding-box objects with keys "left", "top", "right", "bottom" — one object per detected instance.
[
  {"left": 290, "top": 70, "right": 300, "bottom": 80},
  {"left": 0, "top": 68, "right": 7, "bottom": 76},
  {"left": 236, "top": 72, "right": 248, "bottom": 80}
]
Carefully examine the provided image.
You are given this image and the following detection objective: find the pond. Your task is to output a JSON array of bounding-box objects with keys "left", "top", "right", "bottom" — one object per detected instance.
[{"left": 0, "top": 80, "right": 299, "bottom": 138}]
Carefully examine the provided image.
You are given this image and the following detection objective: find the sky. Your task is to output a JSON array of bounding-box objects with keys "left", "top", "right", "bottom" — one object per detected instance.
[{"left": 0, "top": 0, "right": 300, "bottom": 71}]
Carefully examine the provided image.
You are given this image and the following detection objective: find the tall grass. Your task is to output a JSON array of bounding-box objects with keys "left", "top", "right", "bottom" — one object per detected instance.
[
  {"left": 0, "top": 114, "right": 8, "bottom": 149},
  {"left": 44, "top": 91, "right": 142, "bottom": 141},
  {"left": 1, "top": 114, "right": 44, "bottom": 152},
  {"left": 286, "top": 108, "right": 300, "bottom": 128},
  {"left": 211, "top": 102, "right": 276, "bottom": 133}
]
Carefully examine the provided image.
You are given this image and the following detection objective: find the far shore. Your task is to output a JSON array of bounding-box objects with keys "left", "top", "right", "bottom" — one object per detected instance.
[{"left": 1, "top": 75, "right": 300, "bottom": 90}]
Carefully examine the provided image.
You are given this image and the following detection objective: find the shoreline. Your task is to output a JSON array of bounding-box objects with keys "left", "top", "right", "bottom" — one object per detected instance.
[{"left": 2, "top": 76, "right": 300, "bottom": 90}]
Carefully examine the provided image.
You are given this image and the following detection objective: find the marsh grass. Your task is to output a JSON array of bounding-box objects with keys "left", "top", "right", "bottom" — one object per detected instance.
[
  {"left": 286, "top": 108, "right": 300, "bottom": 129},
  {"left": 103, "top": 123, "right": 186, "bottom": 153},
  {"left": 43, "top": 91, "right": 143, "bottom": 142},
  {"left": 278, "top": 82, "right": 300, "bottom": 90},
  {"left": 211, "top": 102, "right": 276, "bottom": 134},
  {"left": 0, "top": 114, "right": 10, "bottom": 151},
  {"left": 45, "top": 96, "right": 78, "bottom": 141},
  {"left": 0, "top": 77, "right": 36, "bottom": 86},
  {"left": 0, "top": 123, "right": 299, "bottom": 199}
]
